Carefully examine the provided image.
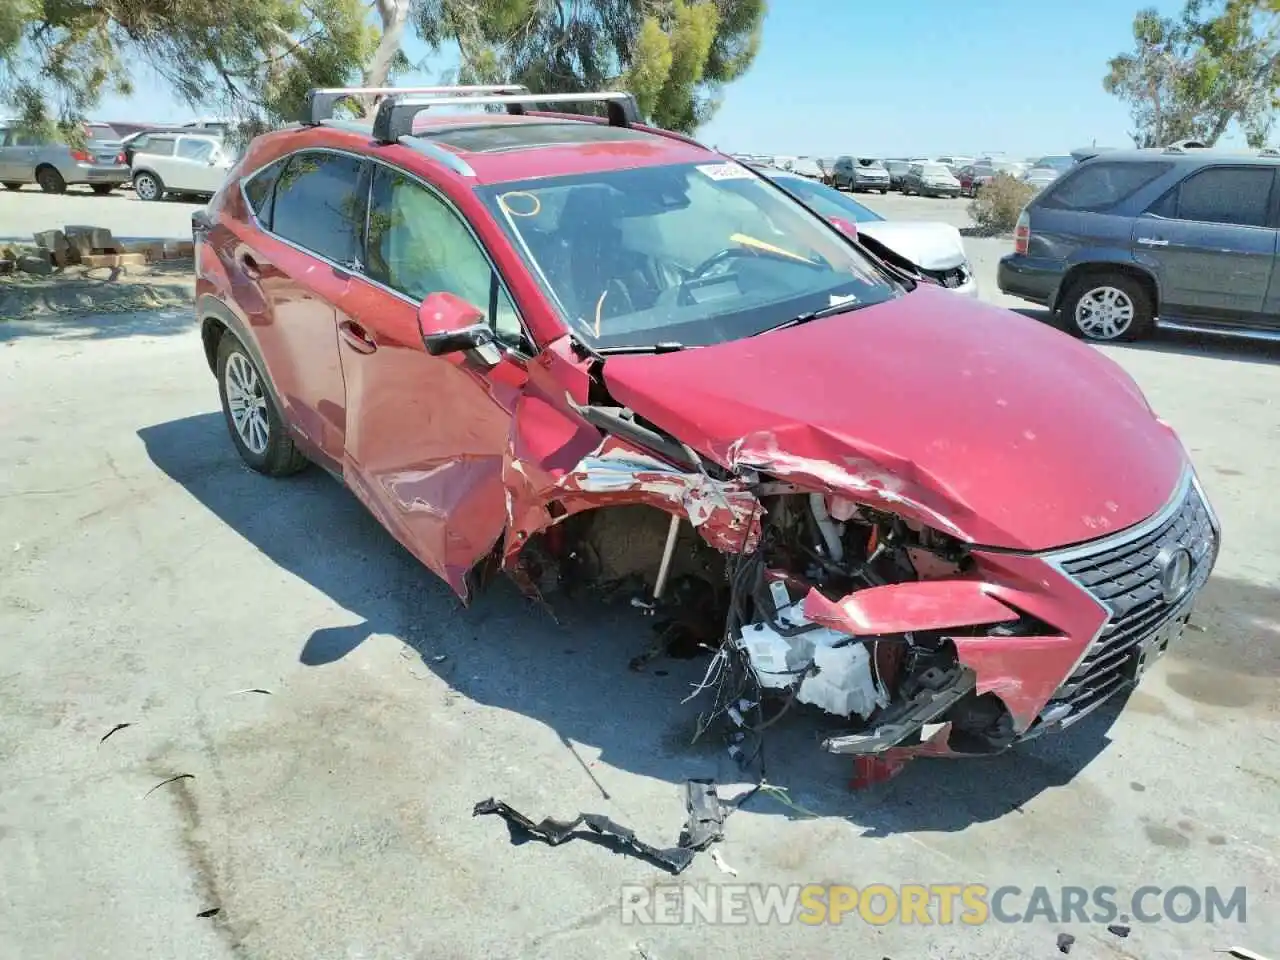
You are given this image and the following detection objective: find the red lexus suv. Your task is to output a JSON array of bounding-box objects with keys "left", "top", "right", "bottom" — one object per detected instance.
[{"left": 193, "top": 85, "right": 1220, "bottom": 769}]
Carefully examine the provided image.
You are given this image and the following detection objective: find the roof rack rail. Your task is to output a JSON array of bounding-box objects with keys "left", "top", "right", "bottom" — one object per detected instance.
[
  {"left": 371, "top": 91, "right": 641, "bottom": 144},
  {"left": 301, "top": 85, "right": 529, "bottom": 126}
]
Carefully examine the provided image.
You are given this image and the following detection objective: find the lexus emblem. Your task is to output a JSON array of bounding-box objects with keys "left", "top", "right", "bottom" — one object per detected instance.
[{"left": 1155, "top": 546, "right": 1193, "bottom": 604}]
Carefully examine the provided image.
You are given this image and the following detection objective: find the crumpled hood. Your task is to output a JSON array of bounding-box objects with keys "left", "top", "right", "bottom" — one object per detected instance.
[
  {"left": 602, "top": 286, "right": 1188, "bottom": 551},
  {"left": 857, "top": 220, "right": 967, "bottom": 271}
]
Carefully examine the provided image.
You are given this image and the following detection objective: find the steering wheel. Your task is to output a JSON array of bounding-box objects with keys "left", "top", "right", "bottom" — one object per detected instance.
[{"left": 688, "top": 247, "right": 751, "bottom": 280}]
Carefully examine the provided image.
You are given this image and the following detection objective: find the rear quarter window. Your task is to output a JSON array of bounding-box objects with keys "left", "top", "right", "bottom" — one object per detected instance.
[
  {"left": 242, "top": 158, "right": 286, "bottom": 229},
  {"left": 1039, "top": 161, "right": 1171, "bottom": 212}
]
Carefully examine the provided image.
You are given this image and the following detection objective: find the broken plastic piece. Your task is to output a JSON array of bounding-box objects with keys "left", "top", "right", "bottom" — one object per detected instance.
[
  {"left": 473, "top": 779, "right": 729, "bottom": 874},
  {"left": 99, "top": 722, "right": 134, "bottom": 744},
  {"left": 1107, "top": 924, "right": 1131, "bottom": 938},
  {"left": 143, "top": 773, "right": 195, "bottom": 798},
  {"left": 1056, "top": 932, "right": 1075, "bottom": 954}
]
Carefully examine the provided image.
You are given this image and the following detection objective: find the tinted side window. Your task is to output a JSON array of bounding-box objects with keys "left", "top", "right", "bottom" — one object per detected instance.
[
  {"left": 177, "top": 139, "right": 214, "bottom": 162},
  {"left": 243, "top": 158, "right": 285, "bottom": 229},
  {"left": 1154, "top": 166, "right": 1274, "bottom": 227},
  {"left": 366, "top": 165, "right": 523, "bottom": 345},
  {"left": 1040, "top": 161, "right": 1170, "bottom": 211},
  {"left": 271, "top": 152, "right": 367, "bottom": 264},
  {"left": 141, "top": 137, "right": 176, "bottom": 157}
]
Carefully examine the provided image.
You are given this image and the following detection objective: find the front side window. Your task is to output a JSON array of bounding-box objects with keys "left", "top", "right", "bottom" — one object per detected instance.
[
  {"left": 480, "top": 160, "right": 900, "bottom": 350},
  {"left": 366, "top": 165, "right": 523, "bottom": 345},
  {"left": 1150, "top": 166, "right": 1274, "bottom": 228},
  {"left": 178, "top": 139, "right": 214, "bottom": 162},
  {"left": 1041, "top": 161, "right": 1170, "bottom": 212},
  {"left": 271, "top": 151, "right": 367, "bottom": 264}
]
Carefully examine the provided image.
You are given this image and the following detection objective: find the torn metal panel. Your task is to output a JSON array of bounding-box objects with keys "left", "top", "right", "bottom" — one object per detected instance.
[
  {"left": 501, "top": 434, "right": 762, "bottom": 566},
  {"left": 801, "top": 580, "right": 1020, "bottom": 636}
]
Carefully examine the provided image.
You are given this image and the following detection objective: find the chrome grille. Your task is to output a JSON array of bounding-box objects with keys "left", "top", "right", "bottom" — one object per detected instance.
[{"left": 1039, "top": 474, "right": 1218, "bottom": 724}]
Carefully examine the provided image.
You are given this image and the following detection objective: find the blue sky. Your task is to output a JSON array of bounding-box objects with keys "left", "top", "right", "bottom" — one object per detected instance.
[{"left": 98, "top": 0, "right": 1197, "bottom": 158}]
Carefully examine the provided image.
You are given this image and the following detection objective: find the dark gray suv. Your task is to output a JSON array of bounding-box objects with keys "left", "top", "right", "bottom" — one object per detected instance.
[{"left": 998, "top": 146, "right": 1280, "bottom": 342}]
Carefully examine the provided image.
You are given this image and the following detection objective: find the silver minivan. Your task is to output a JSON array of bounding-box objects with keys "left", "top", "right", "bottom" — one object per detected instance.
[{"left": 0, "top": 122, "right": 131, "bottom": 194}]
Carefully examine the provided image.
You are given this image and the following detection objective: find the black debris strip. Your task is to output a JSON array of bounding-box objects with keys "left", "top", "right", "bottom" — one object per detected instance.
[
  {"left": 474, "top": 778, "right": 737, "bottom": 875},
  {"left": 472, "top": 522, "right": 788, "bottom": 874}
]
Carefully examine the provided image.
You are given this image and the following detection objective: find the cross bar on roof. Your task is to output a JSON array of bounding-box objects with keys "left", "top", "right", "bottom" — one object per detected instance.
[
  {"left": 301, "top": 85, "right": 530, "bottom": 126},
  {"left": 371, "top": 91, "right": 641, "bottom": 144}
]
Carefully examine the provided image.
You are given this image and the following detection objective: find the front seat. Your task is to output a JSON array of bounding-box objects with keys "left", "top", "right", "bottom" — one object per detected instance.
[{"left": 553, "top": 187, "right": 656, "bottom": 325}]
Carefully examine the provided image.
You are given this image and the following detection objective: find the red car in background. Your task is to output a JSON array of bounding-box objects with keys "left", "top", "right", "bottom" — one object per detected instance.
[
  {"left": 193, "top": 85, "right": 1219, "bottom": 772},
  {"left": 959, "top": 159, "right": 1025, "bottom": 196}
]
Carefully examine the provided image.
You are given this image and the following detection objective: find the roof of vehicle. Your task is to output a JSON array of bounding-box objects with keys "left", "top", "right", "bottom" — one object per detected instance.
[
  {"left": 1076, "top": 146, "right": 1280, "bottom": 166},
  {"left": 266, "top": 112, "right": 717, "bottom": 185}
]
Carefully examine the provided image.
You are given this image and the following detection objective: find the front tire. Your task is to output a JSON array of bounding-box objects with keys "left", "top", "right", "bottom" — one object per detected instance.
[
  {"left": 133, "top": 171, "right": 164, "bottom": 202},
  {"left": 216, "top": 333, "right": 308, "bottom": 476},
  {"left": 1059, "top": 273, "right": 1154, "bottom": 342}
]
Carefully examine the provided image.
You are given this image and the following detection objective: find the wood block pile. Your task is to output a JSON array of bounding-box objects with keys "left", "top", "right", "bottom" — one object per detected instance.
[{"left": 4, "top": 226, "right": 196, "bottom": 275}]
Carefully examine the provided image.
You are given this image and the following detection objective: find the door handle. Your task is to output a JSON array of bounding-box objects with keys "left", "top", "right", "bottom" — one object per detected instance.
[
  {"left": 240, "top": 253, "right": 262, "bottom": 278},
  {"left": 1136, "top": 237, "right": 1169, "bottom": 247},
  {"left": 338, "top": 320, "right": 377, "bottom": 354}
]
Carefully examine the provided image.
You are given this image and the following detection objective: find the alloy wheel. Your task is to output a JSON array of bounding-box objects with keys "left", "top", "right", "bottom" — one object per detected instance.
[
  {"left": 224, "top": 351, "right": 270, "bottom": 454},
  {"left": 1074, "top": 285, "right": 1135, "bottom": 340},
  {"left": 134, "top": 173, "right": 159, "bottom": 201}
]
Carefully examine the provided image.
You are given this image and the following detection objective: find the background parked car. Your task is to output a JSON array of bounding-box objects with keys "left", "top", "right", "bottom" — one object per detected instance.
[
  {"left": 884, "top": 158, "right": 912, "bottom": 190},
  {"left": 120, "top": 126, "right": 203, "bottom": 166},
  {"left": 790, "top": 156, "right": 824, "bottom": 179},
  {"left": 901, "top": 161, "right": 962, "bottom": 197},
  {"left": 999, "top": 147, "right": 1280, "bottom": 342},
  {"left": 935, "top": 155, "right": 975, "bottom": 175},
  {"left": 833, "top": 156, "right": 891, "bottom": 193},
  {"left": 961, "top": 158, "right": 1025, "bottom": 196},
  {"left": 1021, "top": 154, "right": 1075, "bottom": 191},
  {"left": 130, "top": 133, "right": 235, "bottom": 201},
  {"left": 765, "top": 169, "right": 978, "bottom": 297},
  {"left": 0, "top": 121, "right": 129, "bottom": 194}
]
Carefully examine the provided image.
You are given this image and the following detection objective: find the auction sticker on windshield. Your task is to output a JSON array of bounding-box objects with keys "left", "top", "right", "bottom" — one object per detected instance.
[{"left": 696, "top": 162, "right": 756, "bottom": 181}]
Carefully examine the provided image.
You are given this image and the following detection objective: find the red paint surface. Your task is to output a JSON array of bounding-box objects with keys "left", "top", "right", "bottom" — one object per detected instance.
[{"left": 602, "top": 284, "right": 1186, "bottom": 552}]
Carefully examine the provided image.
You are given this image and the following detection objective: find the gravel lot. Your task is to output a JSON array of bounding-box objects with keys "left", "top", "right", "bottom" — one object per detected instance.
[{"left": 2, "top": 188, "right": 1278, "bottom": 960}]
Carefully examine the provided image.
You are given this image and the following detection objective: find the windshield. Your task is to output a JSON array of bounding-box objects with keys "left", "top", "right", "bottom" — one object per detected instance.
[
  {"left": 921, "top": 163, "right": 951, "bottom": 176},
  {"left": 769, "top": 175, "right": 885, "bottom": 223},
  {"left": 1034, "top": 155, "right": 1074, "bottom": 172},
  {"left": 480, "top": 161, "right": 900, "bottom": 350}
]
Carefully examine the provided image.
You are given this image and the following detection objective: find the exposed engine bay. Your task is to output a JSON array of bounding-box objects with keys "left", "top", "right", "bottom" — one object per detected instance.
[{"left": 517, "top": 462, "right": 1021, "bottom": 763}]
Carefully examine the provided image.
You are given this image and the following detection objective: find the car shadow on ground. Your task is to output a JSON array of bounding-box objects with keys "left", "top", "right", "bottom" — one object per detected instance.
[
  {"left": 140, "top": 412, "right": 1134, "bottom": 835},
  {"left": 1012, "top": 307, "right": 1280, "bottom": 365}
]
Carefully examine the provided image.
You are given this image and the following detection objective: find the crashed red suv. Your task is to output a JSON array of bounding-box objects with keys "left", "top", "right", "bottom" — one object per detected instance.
[{"left": 194, "top": 86, "right": 1219, "bottom": 767}]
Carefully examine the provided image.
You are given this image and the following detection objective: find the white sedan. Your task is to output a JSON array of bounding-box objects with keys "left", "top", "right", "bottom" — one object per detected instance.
[{"left": 764, "top": 168, "right": 978, "bottom": 298}]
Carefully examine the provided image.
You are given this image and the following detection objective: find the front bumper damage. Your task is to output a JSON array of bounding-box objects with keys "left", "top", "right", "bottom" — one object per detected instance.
[{"left": 490, "top": 381, "right": 1220, "bottom": 775}]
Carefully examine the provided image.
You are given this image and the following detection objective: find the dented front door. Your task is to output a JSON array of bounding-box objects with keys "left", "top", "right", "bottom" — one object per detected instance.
[{"left": 335, "top": 164, "right": 530, "bottom": 598}]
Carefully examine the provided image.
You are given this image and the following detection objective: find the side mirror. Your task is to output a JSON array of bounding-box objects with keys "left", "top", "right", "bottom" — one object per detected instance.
[
  {"left": 417, "top": 292, "right": 495, "bottom": 358},
  {"left": 830, "top": 216, "right": 858, "bottom": 240}
]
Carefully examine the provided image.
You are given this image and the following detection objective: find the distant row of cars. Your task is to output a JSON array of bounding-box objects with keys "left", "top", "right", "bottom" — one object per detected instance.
[
  {"left": 738, "top": 152, "right": 1088, "bottom": 199},
  {"left": 0, "top": 118, "right": 235, "bottom": 201}
]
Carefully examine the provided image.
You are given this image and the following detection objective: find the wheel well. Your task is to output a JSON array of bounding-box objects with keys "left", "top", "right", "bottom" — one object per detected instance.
[
  {"left": 34, "top": 163, "right": 58, "bottom": 176},
  {"left": 1055, "top": 263, "right": 1157, "bottom": 313},
  {"left": 201, "top": 317, "right": 227, "bottom": 374}
]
